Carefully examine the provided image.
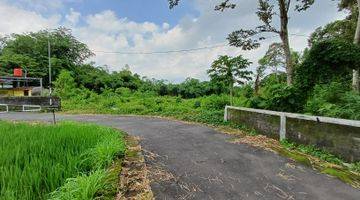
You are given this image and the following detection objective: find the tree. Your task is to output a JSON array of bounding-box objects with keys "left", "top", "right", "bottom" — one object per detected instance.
[
  {"left": 309, "top": 19, "right": 356, "bottom": 45},
  {"left": 338, "top": 0, "right": 360, "bottom": 92},
  {"left": 254, "top": 62, "right": 266, "bottom": 95},
  {"left": 207, "top": 55, "right": 252, "bottom": 105},
  {"left": 257, "top": 42, "right": 300, "bottom": 85},
  {"left": 227, "top": 0, "right": 314, "bottom": 85},
  {"left": 340, "top": 0, "right": 360, "bottom": 93},
  {"left": 294, "top": 39, "right": 360, "bottom": 94},
  {"left": 54, "top": 70, "right": 77, "bottom": 99},
  {"left": 170, "top": 1, "right": 315, "bottom": 85},
  {"left": 0, "top": 27, "right": 94, "bottom": 86},
  {"left": 308, "top": 0, "right": 360, "bottom": 92},
  {"left": 260, "top": 43, "right": 286, "bottom": 75}
]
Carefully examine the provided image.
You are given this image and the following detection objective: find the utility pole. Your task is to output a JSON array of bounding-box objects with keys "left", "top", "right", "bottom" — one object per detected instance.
[{"left": 48, "top": 36, "right": 56, "bottom": 124}]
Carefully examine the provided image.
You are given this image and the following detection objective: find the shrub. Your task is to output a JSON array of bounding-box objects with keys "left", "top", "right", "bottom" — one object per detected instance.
[
  {"left": 193, "top": 100, "right": 201, "bottom": 108},
  {"left": 202, "top": 95, "right": 230, "bottom": 110},
  {"left": 305, "top": 82, "right": 360, "bottom": 119},
  {"left": 115, "top": 87, "right": 132, "bottom": 96},
  {"left": 260, "top": 83, "right": 305, "bottom": 112},
  {"left": 245, "top": 95, "right": 266, "bottom": 109},
  {"left": 54, "top": 70, "right": 77, "bottom": 100}
]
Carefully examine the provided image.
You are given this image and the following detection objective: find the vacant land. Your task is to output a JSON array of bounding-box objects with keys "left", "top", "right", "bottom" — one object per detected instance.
[{"left": 0, "top": 121, "right": 126, "bottom": 200}]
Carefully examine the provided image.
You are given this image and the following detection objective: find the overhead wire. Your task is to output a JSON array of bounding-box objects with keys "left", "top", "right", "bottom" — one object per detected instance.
[
  {"left": 92, "top": 43, "right": 228, "bottom": 55},
  {"left": 90, "top": 33, "right": 310, "bottom": 55}
]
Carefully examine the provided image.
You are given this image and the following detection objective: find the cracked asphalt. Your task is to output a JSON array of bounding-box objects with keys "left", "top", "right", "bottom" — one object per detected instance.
[{"left": 0, "top": 112, "right": 359, "bottom": 200}]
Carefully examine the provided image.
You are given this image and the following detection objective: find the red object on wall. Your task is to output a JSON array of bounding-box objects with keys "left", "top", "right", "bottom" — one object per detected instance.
[{"left": 13, "top": 68, "right": 23, "bottom": 77}]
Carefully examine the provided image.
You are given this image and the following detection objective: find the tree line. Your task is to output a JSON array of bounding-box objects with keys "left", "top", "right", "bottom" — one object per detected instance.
[
  {"left": 0, "top": 0, "right": 359, "bottom": 119},
  {"left": 169, "top": 0, "right": 360, "bottom": 92}
]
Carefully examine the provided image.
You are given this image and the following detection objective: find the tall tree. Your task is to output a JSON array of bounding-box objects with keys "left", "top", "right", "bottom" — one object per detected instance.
[
  {"left": 254, "top": 61, "right": 266, "bottom": 95},
  {"left": 309, "top": 19, "right": 356, "bottom": 45},
  {"left": 260, "top": 43, "right": 286, "bottom": 75},
  {"left": 340, "top": 0, "right": 360, "bottom": 92},
  {"left": 0, "top": 28, "right": 94, "bottom": 86},
  {"left": 207, "top": 55, "right": 252, "bottom": 105},
  {"left": 169, "top": 0, "right": 315, "bottom": 85}
]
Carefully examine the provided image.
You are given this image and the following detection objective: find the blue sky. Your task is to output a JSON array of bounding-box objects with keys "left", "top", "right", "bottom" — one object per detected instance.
[
  {"left": 8, "top": 0, "right": 199, "bottom": 27},
  {"left": 63, "top": 0, "right": 198, "bottom": 26},
  {"left": 0, "top": 0, "right": 347, "bottom": 82}
]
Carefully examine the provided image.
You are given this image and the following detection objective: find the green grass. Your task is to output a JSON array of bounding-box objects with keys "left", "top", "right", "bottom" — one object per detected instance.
[
  {"left": 0, "top": 121, "right": 125, "bottom": 200},
  {"left": 62, "top": 91, "right": 233, "bottom": 126},
  {"left": 280, "top": 140, "right": 343, "bottom": 165}
]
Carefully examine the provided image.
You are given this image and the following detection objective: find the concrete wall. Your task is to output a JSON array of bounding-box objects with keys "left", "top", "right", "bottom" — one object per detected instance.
[
  {"left": 0, "top": 97, "right": 61, "bottom": 110},
  {"left": 225, "top": 106, "right": 360, "bottom": 162}
]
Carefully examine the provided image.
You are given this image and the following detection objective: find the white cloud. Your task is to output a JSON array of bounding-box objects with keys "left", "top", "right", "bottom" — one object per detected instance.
[
  {"left": 162, "top": 23, "right": 170, "bottom": 30},
  {"left": 0, "top": 1, "right": 60, "bottom": 35},
  {"left": 0, "top": 0, "right": 348, "bottom": 82},
  {"left": 65, "top": 8, "right": 81, "bottom": 26}
]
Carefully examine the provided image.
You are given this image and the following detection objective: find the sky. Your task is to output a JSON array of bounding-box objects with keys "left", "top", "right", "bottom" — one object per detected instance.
[{"left": 0, "top": 0, "right": 348, "bottom": 82}]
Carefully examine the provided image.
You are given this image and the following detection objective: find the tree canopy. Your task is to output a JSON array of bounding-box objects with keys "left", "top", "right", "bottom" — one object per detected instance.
[
  {"left": 295, "top": 39, "right": 360, "bottom": 93},
  {"left": 0, "top": 28, "right": 93, "bottom": 86}
]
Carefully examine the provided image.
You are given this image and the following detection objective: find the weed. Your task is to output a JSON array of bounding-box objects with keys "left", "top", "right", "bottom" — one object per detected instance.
[{"left": 281, "top": 140, "right": 342, "bottom": 165}]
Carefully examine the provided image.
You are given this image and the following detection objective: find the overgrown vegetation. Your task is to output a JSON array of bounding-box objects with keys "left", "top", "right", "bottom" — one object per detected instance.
[
  {"left": 1, "top": 26, "right": 359, "bottom": 119},
  {"left": 0, "top": 121, "right": 125, "bottom": 200}
]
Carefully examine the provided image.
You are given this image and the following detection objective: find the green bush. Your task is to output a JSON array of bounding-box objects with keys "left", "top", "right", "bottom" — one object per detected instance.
[
  {"left": 245, "top": 95, "right": 266, "bottom": 109},
  {"left": 202, "top": 95, "right": 230, "bottom": 110},
  {"left": 54, "top": 70, "right": 77, "bottom": 100},
  {"left": 305, "top": 82, "right": 360, "bottom": 119},
  {"left": 260, "top": 83, "right": 305, "bottom": 112},
  {"left": 193, "top": 100, "right": 201, "bottom": 108},
  {"left": 115, "top": 87, "right": 132, "bottom": 96}
]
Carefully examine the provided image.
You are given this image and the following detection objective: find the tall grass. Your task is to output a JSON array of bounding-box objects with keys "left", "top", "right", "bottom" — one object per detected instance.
[
  {"left": 62, "top": 91, "right": 237, "bottom": 126},
  {"left": 0, "top": 121, "right": 125, "bottom": 200}
]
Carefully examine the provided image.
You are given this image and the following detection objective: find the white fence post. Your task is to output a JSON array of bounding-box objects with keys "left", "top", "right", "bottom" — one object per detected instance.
[
  {"left": 280, "top": 114, "right": 286, "bottom": 140},
  {"left": 224, "top": 106, "right": 229, "bottom": 122}
]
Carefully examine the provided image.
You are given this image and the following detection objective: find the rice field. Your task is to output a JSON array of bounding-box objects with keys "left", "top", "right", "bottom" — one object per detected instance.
[{"left": 0, "top": 121, "right": 126, "bottom": 200}]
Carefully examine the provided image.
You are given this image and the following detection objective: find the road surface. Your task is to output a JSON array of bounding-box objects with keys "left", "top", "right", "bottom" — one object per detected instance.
[{"left": 0, "top": 112, "right": 359, "bottom": 200}]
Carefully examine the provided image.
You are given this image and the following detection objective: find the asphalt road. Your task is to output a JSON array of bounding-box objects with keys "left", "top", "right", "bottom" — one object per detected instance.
[{"left": 1, "top": 112, "right": 359, "bottom": 200}]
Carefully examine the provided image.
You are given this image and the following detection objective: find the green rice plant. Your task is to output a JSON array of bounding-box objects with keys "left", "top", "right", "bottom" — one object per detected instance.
[
  {"left": 0, "top": 121, "right": 125, "bottom": 200},
  {"left": 49, "top": 169, "right": 117, "bottom": 200},
  {"left": 79, "top": 134, "right": 126, "bottom": 171}
]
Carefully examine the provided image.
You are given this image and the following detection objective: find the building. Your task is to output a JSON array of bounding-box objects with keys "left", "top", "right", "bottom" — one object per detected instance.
[
  {"left": 0, "top": 86, "right": 33, "bottom": 97},
  {"left": 0, "top": 68, "right": 43, "bottom": 97}
]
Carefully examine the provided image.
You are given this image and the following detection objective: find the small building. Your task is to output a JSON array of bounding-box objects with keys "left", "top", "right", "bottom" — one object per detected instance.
[
  {"left": 0, "top": 68, "right": 43, "bottom": 97},
  {"left": 0, "top": 87, "right": 33, "bottom": 97}
]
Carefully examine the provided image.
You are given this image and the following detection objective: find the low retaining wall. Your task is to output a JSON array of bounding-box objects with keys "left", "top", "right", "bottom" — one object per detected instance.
[
  {"left": 0, "top": 97, "right": 61, "bottom": 110},
  {"left": 224, "top": 106, "right": 360, "bottom": 162}
]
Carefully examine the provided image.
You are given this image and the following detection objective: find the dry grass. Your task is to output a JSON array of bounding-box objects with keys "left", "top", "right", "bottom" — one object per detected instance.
[
  {"left": 217, "top": 126, "right": 360, "bottom": 188},
  {"left": 116, "top": 136, "right": 154, "bottom": 200}
]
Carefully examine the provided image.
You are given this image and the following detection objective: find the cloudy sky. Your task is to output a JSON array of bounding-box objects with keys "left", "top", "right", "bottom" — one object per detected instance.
[{"left": 0, "top": 0, "right": 347, "bottom": 82}]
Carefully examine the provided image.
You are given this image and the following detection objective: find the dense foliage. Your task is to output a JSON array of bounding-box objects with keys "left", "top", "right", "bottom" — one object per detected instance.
[
  {"left": 295, "top": 39, "right": 359, "bottom": 94},
  {"left": 0, "top": 28, "right": 93, "bottom": 86}
]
